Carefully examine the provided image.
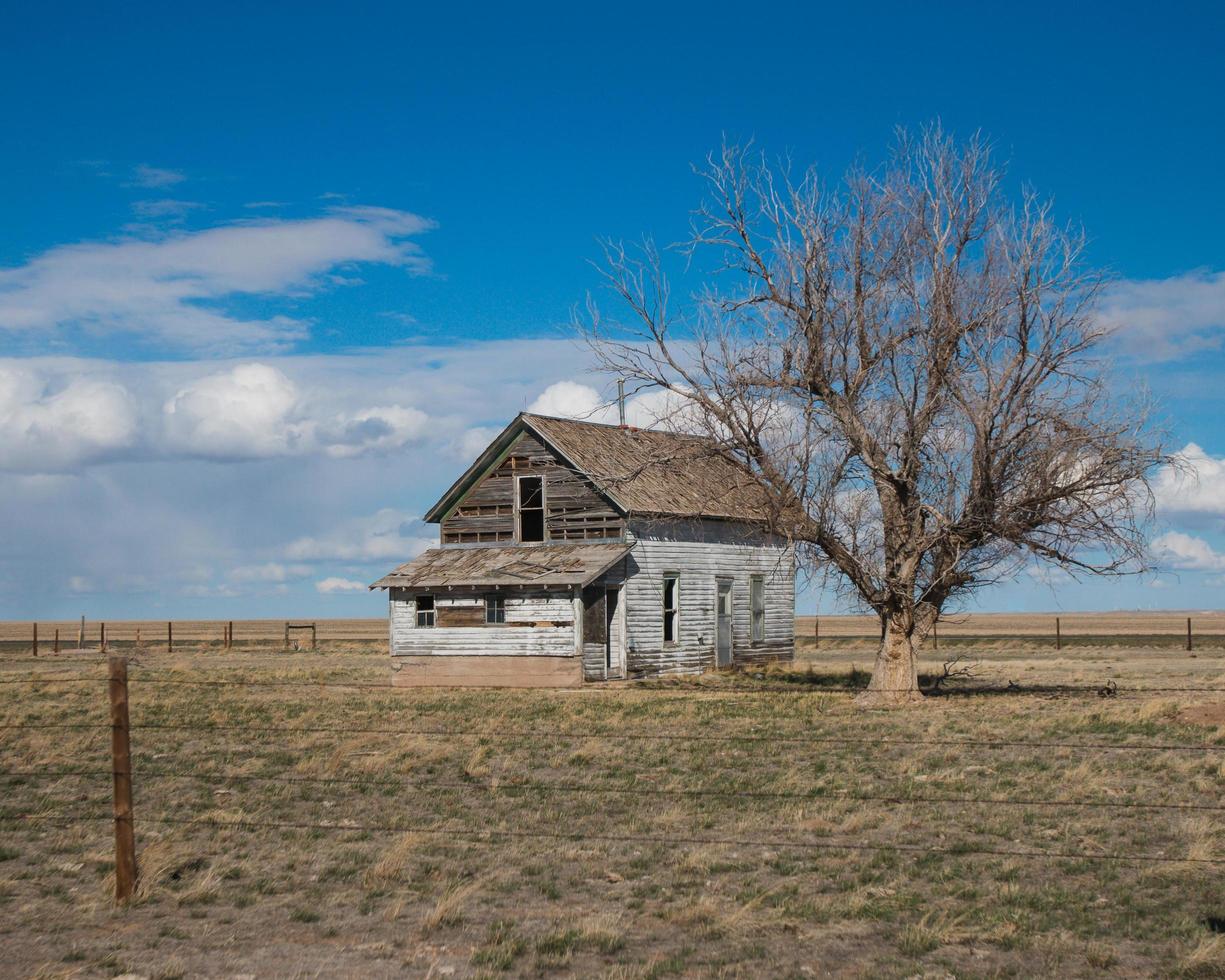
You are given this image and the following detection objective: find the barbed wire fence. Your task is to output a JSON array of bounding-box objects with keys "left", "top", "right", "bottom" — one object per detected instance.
[{"left": 2, "top": 657, "right": 1225, "bottom": 905}]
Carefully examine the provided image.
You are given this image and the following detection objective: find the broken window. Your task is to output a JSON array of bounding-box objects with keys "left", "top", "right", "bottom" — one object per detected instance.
[
  {"left": 415, "top": 595, "right": 435, "bottom": 628},
  {"left": 662, "top": 574, "right": 679, "bottom": 643},
  {"left": 485, "top": 595, "right": 506, "bottom": 624},
  {"left": 517, "top": 475, "right": 545, "bottom": 542},
  {"left": 750, "top": 575, "right": 765, "bottom": 643}
]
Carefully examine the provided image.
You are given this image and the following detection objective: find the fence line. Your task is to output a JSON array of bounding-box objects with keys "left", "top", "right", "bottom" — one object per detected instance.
[
  {"left": 3, "top": 715, "right": 1225, "bottom": 754},
  {"left": 4, "top": 809, "right": 1224, "bottom": 868},
  {"left": 6, "top": 766, "right": 1224, "bottom": 814},
  {"left": 4, "top": 653, "right": 1225, "bottom": 910},
  {"left": 3, "top": 672, "right": 1225, "bottom": 699}
]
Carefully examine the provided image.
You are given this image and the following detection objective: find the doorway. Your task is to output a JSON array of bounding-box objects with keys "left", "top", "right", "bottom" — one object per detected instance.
[
  {"left": 604, "top": 586, "right": 622, "bottom": 677},
  {"left": 715, "top": 578, "right": 733, "bottom": 667}
]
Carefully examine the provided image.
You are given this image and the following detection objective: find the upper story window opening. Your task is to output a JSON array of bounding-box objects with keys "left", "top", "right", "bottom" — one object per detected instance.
[{"left": 517, "top": 475, "right": 545, "bottom": 542}]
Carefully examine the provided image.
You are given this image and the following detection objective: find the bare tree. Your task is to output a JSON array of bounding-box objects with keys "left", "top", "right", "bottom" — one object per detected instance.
[{"left": 584, "top": 127, "right": 1168, "bottom": 706}]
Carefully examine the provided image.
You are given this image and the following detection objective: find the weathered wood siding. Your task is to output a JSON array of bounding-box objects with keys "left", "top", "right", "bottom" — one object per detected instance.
[
  {"left": 392, "top": 654, "right": 582, "bottom": 688},
  {"left": 440, "top": 433, "right": 625, "bottom": 544},
  {"left": 614, "top": 518, "right": 794, "bottom": 678},
  {"left": 389, "top": 588, "right": 576, "bottom": 658},
  {"left": 580, "top": 561, "right": 629, "bottom": 681}
]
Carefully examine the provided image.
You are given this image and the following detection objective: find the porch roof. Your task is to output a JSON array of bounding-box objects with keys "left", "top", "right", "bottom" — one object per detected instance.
[{"left": 370, "top": 542, "right": 632, "bottom": 591}]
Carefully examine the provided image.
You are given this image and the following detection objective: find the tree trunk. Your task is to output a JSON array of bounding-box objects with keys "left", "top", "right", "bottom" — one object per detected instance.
[{"left": 855, "top": 616, "right": 924, "bottom": 707}]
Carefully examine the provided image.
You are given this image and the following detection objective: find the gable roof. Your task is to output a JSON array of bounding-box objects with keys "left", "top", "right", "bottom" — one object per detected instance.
[{"left": 424, "top": 412, "right": 774, "bottom": 524}]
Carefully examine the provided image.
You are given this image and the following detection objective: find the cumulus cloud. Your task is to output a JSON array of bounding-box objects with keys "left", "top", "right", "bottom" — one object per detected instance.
[
  {"left": 0, "top": 207, "right": 434, "bottom": 352},
  {"left": 164, "top": 363, "right": 304, "bottom": 458},
  {"left": 1153, "top": 443, "right": 1225, "bottom": 526},
  {"left": 1151, "top": 531, "right": 1225, "bottom": 571},
  {"left": 451, "top": 425, "right": 499, "bottom": 460},
  {"left": 285, "top": 508, "right": 433, "bottom": 562},
  {"left": 1100, "top": 269, "right": 1225, "bottom": 361},
  {"left": 527, "top": 380, "right": 705, "bottom": 432},
  {"left": 0, "top": 365, "right": 139, "bottom": 470},
  {"left": 528, "top": 381, "right": 616, "bottom": 422},
  {"left": 162, "top": 363, "right": 430, "bottom": 461},
  {"left": 315, "top": 577, "right": 368, "bottom": 593}
]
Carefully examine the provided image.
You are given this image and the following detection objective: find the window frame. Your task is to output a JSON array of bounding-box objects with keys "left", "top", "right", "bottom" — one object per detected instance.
[
  {"left": 662, "top": 572, "right": 680, "bottom": 645},
  {"left": 485, "top": 594, "right": 507, "bottom": 625},
  {"left": 515, "top": 473, "right": 547, "bottom": 543},
  {"left": 415, "top": 594, "right": 436, "bottom": 628},
  {"left": 749, "top": 575, "right": 765, "bottom": 644}
]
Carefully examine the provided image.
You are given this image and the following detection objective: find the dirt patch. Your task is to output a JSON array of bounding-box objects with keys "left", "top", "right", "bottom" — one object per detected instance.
[{"left": 1178, "top": 699, "right": 1225, "bottom": 729}]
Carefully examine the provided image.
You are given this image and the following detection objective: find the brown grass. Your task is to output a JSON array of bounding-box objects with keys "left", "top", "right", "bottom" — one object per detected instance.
[{"left": 0, "top": 639, "right": 1223, "bottom": 977}]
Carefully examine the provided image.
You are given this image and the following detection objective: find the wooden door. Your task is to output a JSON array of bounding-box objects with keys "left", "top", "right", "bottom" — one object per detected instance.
[{"left": 716, "top": 579, "right": 733, "bottom": 667}]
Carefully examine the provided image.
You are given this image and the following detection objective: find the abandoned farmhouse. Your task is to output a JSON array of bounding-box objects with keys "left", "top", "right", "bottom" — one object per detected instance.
[{"left": 371, "top": 413, "right": 796, "bottom": 686}]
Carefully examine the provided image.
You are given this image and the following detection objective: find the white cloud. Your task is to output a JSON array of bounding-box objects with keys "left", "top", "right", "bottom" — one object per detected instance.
[
  {"left": 129, "top": 164, "right": 186, "bottom": 188},
  {"left": 0, "top": 207, "right": 433, "bottom": 352},
  {"left": 451, "top": 425, "right": 498, "bottom": 460},
  {"left": 1154, "top": 443, "right": 1225, "bottom": 525},
  {"left": 1025, "top": 565, "right": 1074, "bottom": 586},
  {"left": 526, "top": 380, "right": 703, "bottom": 432},
  {"left": 528, "top": 381, "right": 616, "bottom": 422},
  {"left": 315, "top": 577, "right": 368, "bottom": 594},
  {"left": 131, "top": 199, "right": 205, "bottom": 222},
  {"left": 1151, "top": 531, "right": 1225, "bottom": 571},
  {"left": 0, "top": 365, "right": 139, "bottom": 470},
  {"left": 1100, "top": 269, "right": 1225, "bottom": 361},
  {"left": 317, "top": 405, "right": 429, "bottom": 458},
  {"left": 285, "top": 508, "right": 433, "bottom": 563},
  {"left": 164, "top": 363, "right": 304, "bottom": 458},
  {"left": 228, "top": 562, "right": 312, "bottom": 583},
  {"left": 162, "top": 363, "right": 430, "bottom": 461}
]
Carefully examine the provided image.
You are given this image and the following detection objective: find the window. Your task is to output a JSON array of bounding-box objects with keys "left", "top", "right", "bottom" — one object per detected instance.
[
  {"left": 750, "top": 576, "right": 765, "bottom": 643},
  {"left": 416, "top": 594, "right": 435, "bottom": 628},
  {"left": 662, "top": 574, "right": 679, "bottom": 643},
  {"left": 485, "top": 595, "right": 506, "bottom": 624},
  {"left": 517, "top": 476, "right": 545, "bottom": 542}
]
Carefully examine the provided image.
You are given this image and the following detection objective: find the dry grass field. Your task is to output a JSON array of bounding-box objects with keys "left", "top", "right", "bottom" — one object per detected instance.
[
  {"left": 4, "top": 610, "right": 1225, "bottom": 653},
  {"left": 2, "top": 632, "right": 1224, "bottom": 978}
]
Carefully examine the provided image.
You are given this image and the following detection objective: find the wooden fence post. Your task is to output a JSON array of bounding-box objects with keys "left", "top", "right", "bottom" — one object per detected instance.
[
  {"left": 1055, "top": 617, "right": 1061, "bottom": 651},
  {"left": 814, "top": 616, "right": 819, "bottom": 650},
  {"left": 932, "top": 621, "right": 939, "bottom": 652},
  {"left": 167, "top": 621, "right": 173, "bottom": 653},
  {"left": 54, "top": 628, "right": 60, "bottom": 654},
  {"left": 1186, "top": 617, "right": 1193, "bottom": 652},
  {"left": 284, "top": 622, "right": 290, "bottom": 650},
  {"left": 311, "top": 623, "right": 317, "bottom": 651},
  {"left": 108, "top": 656, "right": 137, "bottom": 903},
  {"left": 32, "top": 622, "right": 37, "bottom": 657},
  {"left": 78, "top": 615, "right": 85, "bottom": 648},
  {"left": 100, "top": 622, "right": 107, "bottom": 653}
]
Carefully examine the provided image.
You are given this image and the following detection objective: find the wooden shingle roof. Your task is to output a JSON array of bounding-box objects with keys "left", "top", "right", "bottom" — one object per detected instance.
[
  {"left": 370, "top": 542, "right": 632, "bottom": 590},
  {"left": 423, "top": 413, "right": 774, "bottom": 524},
  {"left": 522, "top": 414, "right": 773, "bottom": 522}
]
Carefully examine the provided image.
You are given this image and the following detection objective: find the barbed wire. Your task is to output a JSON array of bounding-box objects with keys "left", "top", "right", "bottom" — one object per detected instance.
[
  {"left": 3, "top": 809, "right": 1221, "bottom": 867},
  {"left": 2, "top": 718, "right": 1224, "bottom": 754},
  {"left": 2, "top": 670, "right": 1225, "bottom": 696},
  {"left": 4, "top": 765, "right": 1223, "bottom": 814}
]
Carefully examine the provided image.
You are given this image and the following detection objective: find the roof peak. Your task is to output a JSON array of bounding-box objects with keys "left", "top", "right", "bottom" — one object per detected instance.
[{"left": 519, "top": 411, "right": 710, "bottom": 442}]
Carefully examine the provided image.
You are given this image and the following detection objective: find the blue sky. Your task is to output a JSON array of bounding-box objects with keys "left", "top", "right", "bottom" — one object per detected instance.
[{"left": 1, "top": 1, "right": 1224, "bottom": 618}]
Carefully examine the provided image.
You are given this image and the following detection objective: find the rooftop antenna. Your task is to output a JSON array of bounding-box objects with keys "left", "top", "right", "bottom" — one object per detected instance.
[{"left": 617, "top": 379, "right": 627, "bottom": 428}]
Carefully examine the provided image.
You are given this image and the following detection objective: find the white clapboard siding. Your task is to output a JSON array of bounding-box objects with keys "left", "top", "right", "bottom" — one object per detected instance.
[
  {"left": 618, "top": 518, "right": 795, "bottom": 677},
  {"left": 390, "top": 588, "right": 576, "bottom": 658}
]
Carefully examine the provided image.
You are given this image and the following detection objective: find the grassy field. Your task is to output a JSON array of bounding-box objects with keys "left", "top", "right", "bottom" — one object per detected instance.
[
  {"left": 1, "top": 637, "right": 1224, "bottom": 978},
  {"left": 3, "top": 610, "right": 1225, "bottom": 652}
]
